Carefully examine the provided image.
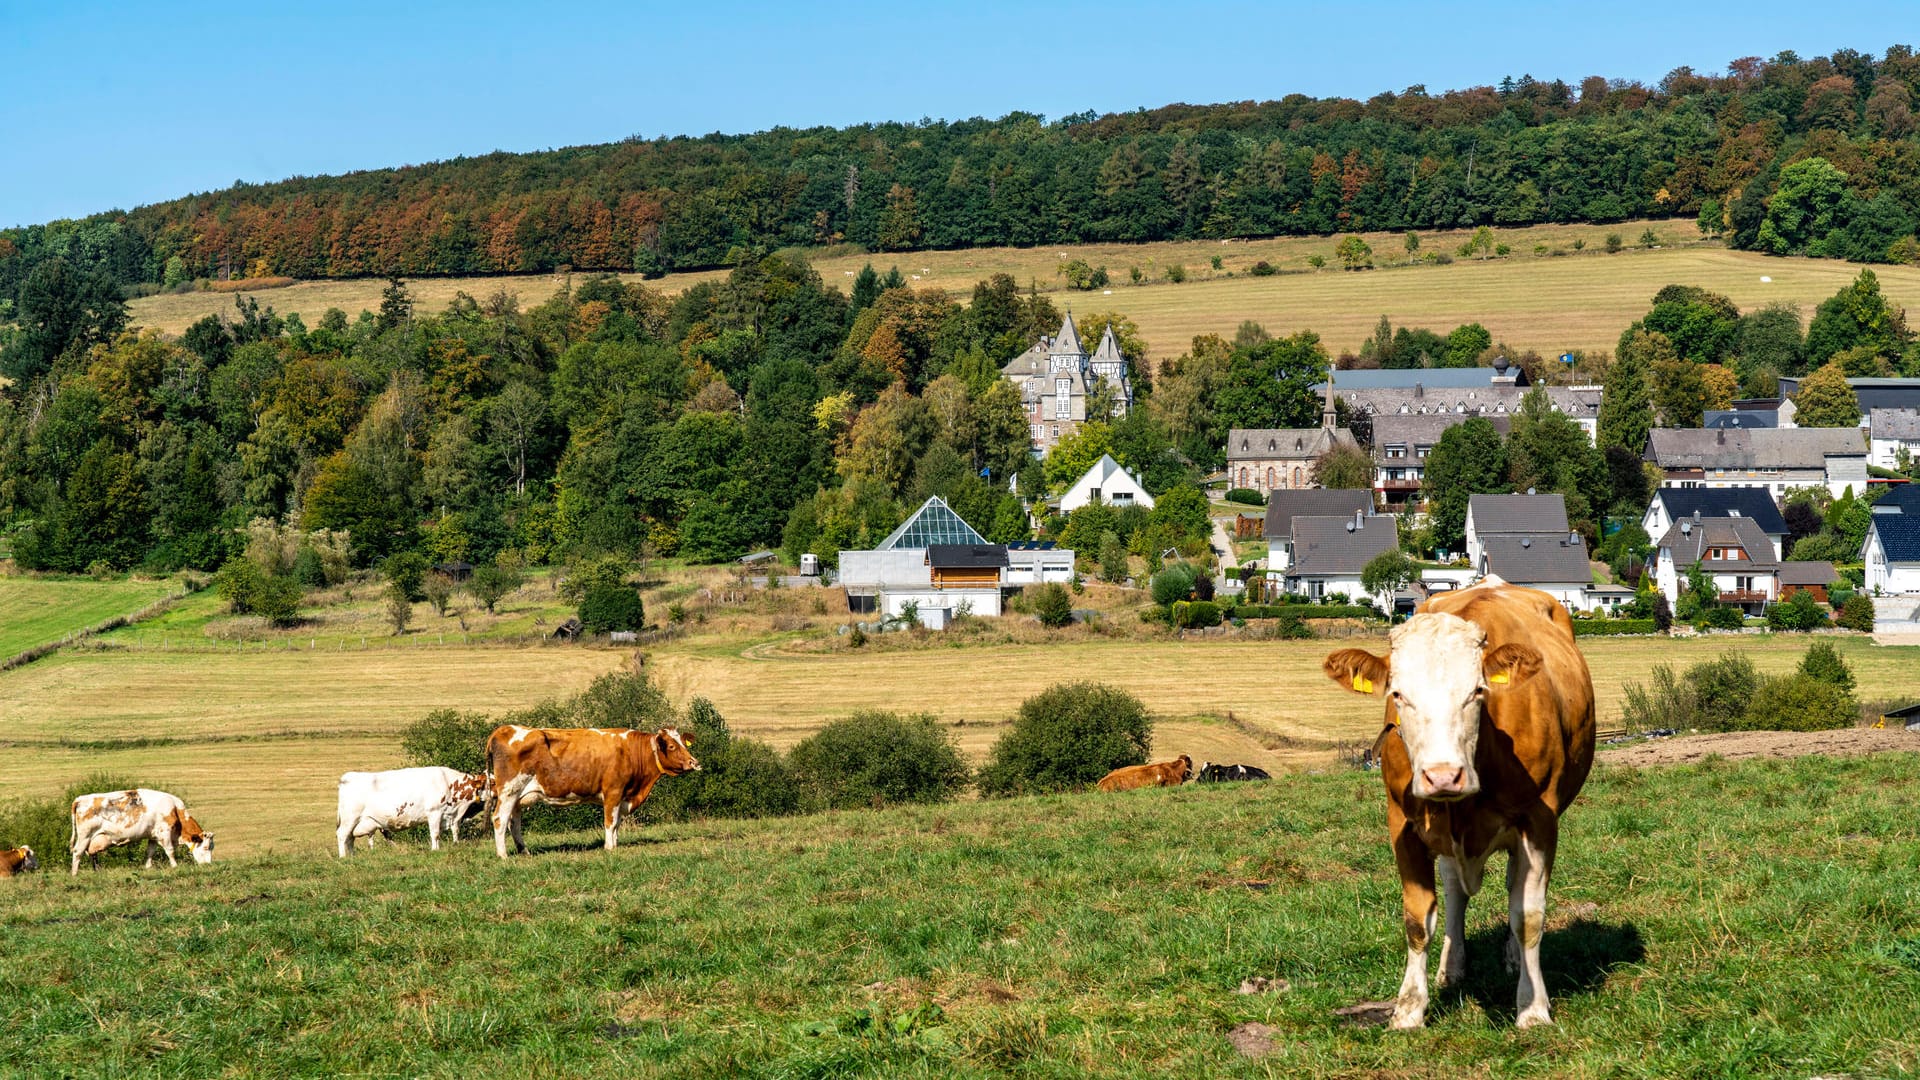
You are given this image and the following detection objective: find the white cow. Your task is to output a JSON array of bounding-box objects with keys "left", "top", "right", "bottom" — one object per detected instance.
[
  {"left": 336, "top": 767, "right": 479, "bottom": 857},
  {"left": 70, "top": 788, "right": 214, "bottom": 875}
]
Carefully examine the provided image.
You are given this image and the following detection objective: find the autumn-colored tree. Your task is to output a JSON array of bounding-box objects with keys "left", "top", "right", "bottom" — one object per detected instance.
[{"left": 1792, "top": 362, "right": 1861, "bottom": 428}]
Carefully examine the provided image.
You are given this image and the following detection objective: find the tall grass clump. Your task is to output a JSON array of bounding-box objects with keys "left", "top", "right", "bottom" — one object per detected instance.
[
  {"left": 977, "top": 682, "right": 1152, "bottom": 797},
  {"left": 1622, "top": 643, "right": 1856, "bottom": 734}
]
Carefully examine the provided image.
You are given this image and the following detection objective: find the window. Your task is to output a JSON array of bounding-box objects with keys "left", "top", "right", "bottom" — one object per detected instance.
[
  {"left": 1414, "top": 443, "right": 1432, "bottom": 457},
  {"left": 1309, "top": 580, "right": 1326, "bottom": 598},
  {"left": 1385, "top": 445, "right": 1406, "bottom": 458},
  {"left": 1266, "top": 467, "right": 1277, "bottom": 489},
  {"left": 1293, "top": 466, "right": 1304, "bottom": 487},
  {"left": 1238, "top": 467, "right": 1249, "bottom": 487}
]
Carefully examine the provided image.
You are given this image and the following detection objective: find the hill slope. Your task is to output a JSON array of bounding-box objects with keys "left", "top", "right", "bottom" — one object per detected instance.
[{"left": 2, "top": 754, "right": 1916, "bottom": 1076}]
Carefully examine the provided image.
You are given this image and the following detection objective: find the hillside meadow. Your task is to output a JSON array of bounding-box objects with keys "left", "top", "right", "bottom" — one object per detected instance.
[
  {"left": 0, "top": 574, "right": 178, "bottom": 660},
  {"left": 1, "top": 754, "right": 1916, "bottom": 1076},
  {"left": 126, "top": 222, "right": 1920, "bottom": 360}
]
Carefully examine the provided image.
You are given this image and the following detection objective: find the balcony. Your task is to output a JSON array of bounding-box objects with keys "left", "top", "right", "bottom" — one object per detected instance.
[
  {"left": 1717, "top": 589, "right": 1771, "bottom": 605},
  {"left": 1376, "top": 478, "right": 1423, "bottom": 492}
]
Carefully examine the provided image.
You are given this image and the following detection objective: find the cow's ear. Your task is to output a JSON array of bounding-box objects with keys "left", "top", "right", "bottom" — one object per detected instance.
[
  {"left": 1323, "top": 648, "right": 1389, "bottom": 696},
  {"left": 1482, "top": 642, "right": 1543, "bottom": 688}
]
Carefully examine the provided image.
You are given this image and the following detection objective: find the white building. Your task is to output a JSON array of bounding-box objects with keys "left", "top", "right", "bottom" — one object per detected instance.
[
  {"left": 1644, "top": 427, "right": 1868, "bottom": 498},
  {"left": 1476, "top": 533, "right": 1592, "bottom": 611},
  {"left": 1865, "top": 486, "right": 1920, "bottom": 595},
  {"left": 1264, "top": 489, "right": 1372, "bottom": 573},
  {"left": 839, "top": 497, "right": 1032, "bottom": 625},
  {"left": 1868, "top": 409, "right": 1920, "bottom": 470},
  {"left": 1651, "top": 512, "right": 1781, "bottom": 615},
  {"left": 1641, "top": 488, "right": 1788, "bottom": 561},
  {"left": 1058, "top": 454, "right": 1154, "bottom": 514},
  {"left": 1464, "top": 494, "right": 1569, "bottom": 569},
  {"left": 1284, "top": 511, "right": 1399, "bottom": 606}
]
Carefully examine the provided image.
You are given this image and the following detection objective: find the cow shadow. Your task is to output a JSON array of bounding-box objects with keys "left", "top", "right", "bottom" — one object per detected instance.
[
  {"left": 517, "top": 835, "right": 675, "bottom": 856},
  {"left": 1429, "top": 918, "right": 1645, "bottom": 1024}
]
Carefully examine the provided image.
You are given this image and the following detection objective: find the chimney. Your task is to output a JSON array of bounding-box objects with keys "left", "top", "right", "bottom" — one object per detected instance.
[
  {"left": 1415, "top": 382, "right": 1425, "bottom": 399},
  {"left": 1568, "top": 530, "right": 1580, "bottom": 546},
  {"left": 1717, "top": 428, "right": 1726, "bottom": 445},
  {"left": 1693, "top": 509, "right": 1702, "bottom": 523},
  {"left": 1354, "top": 509, "right": 1365, "bottom": 530}
]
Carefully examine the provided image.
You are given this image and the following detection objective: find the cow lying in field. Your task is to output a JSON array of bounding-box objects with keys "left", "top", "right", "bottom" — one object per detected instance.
[
  {"left": 0, "top": 846, "right": 38, "bottom": 876},
  {"left": 1323, "top": 577, "right": 1595, "bottom": 1029},
  {"left": 487, "top": 725, "right": 700, "bottom": 857},
  {"left": 336, "top": 767, "right": 488, "bottom": 857},
  {"left": 1196, "top": 762, "right": 1271, "bottom": 783},
  {"left": 1096, "top": 755, "right": 1192, "bottom": 792},
  {"left": 70, "top": 789, "right": 214, "bottom": 875}
]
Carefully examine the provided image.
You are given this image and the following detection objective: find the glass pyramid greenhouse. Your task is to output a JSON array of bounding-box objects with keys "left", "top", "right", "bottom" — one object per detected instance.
[{"left": 877, "top": 496, "right": 988, "bottom": 550}]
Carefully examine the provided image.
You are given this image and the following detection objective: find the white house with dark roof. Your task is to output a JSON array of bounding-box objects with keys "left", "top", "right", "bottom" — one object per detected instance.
[
  {"left": 839, "top": 497, "right": 1052, "bottom": 624},
  {"left": 1644, "top": 427, "right": 1868, "bottom": 497},
  {"left": 1652, "top": 512, "right": 1782, "bottom": 614},
  {"left": 1284, "top": 511, "right": 1399, "bottom": 605},
  {"left": 1370, "top": 414, "right": 1511, "bottom": 508},
  {"left": 1000, "top": 312, "right": 1133, "bottom": 453},
  {"left": 1642, "top": 488, "right": 1788, "bottom": 561},
  {"left": 1264, "top": 488, "right": 1372, "bottom": 571},
  {"left": 1058, "top": 454, "right": 1154, "bottom": 514},
  {"left": 1868, "top": 409, "right": 1920, "bottom": 470},
  {"left": 1464, "top": 493, "right": 1569, "bottom": 568},
  {"left": 1477, "top": 533, "right": 1592, "bottom": 611},
  {"left": 1865, "top": 485, "right": 1920, "bottom": 594}
]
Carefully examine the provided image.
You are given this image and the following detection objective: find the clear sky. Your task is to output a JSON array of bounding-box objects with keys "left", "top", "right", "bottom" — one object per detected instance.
[{"left": 2, "top": 1, "right": 1913, "bottom": 228}]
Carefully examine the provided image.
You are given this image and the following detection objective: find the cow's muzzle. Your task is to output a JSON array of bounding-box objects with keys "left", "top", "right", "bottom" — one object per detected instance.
[{"left": 1415, "top": 765, "right": 1478, "bottom": 801}]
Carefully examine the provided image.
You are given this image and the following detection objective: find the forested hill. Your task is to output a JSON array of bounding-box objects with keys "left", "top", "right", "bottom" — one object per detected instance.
[{"left": 6, "top": 45, "right": 1920, "bottom": 298}]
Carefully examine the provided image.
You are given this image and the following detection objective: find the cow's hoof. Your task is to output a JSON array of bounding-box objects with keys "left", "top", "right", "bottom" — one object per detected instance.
[
  {"left": 1388, "top": 1001, "right": 1427, "bottom": 1030},
  {"left": 1435, "top": 964, "right": 1466, "bottom": 989},
  {"left": 1515, "top": 1006, "right": 1553, "bottom": 1030}
]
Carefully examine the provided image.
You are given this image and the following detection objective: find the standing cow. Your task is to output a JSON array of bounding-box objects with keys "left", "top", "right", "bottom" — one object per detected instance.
[
  {"left": 1, "top": 846, "right": 38, "bottom": 876},
  {"left": 70, "top": 789, "right": 214, "bottom": 875},
  {"left": 336, "top": 767, "right": 487, "bottom": 857},
  {"left": 1322, "top": 578, "right": 1595, "bottom": 1029},
  {"left": 487, "top": 725, "right": 699, "bottom": 858}
]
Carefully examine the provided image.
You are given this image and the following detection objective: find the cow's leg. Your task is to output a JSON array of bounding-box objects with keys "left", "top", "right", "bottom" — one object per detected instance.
[
  {"left": 428, "top": 811, "right": 442, "bottom": 852},
  {"left": 1389, "top": 829, "right": 1438, "bottom": 1029},
  {"left": 337, "top": 819, "right": 354, "bottom": 859},
  {"left": 1509, "top": 821, "right": 1556, "bottom": 1028},
  {"left": 1434, "top": 856, "right": 1470, "bottom": 990},
  {"left": 509, "top": 808, "right": 526, "bottom": 854},
  {"left": 447, "top": 808, "right": 461, "bottom": 845},
  {"left": 493, "top": 794, "right": 517, "bottom": 858},
  {"left": 602, "top": 798, "right": 622, "bottom": 851},
  {"left": 69, "top": 833, "right": 84, "bottom": 876},
  {"left": 1504, "top": 848, "right": 1524, "bottom": 974}
]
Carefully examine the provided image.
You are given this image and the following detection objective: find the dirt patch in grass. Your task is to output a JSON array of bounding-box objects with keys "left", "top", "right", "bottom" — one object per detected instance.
[{"left": 1602, "top": 726, "right": 1920, "bottom": 767}]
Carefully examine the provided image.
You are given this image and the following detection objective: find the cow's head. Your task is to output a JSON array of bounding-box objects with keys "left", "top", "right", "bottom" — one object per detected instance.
[
  {"left": 1324, "top": 613, "right": 1542, "bottom": 802},
  {"left": 1176, "top": 754, "right": 1193, "bottom": 783},
  {"left": 655, "top": 728, "right": 700, "bottom": 775},
  {"left": 13, "top": 847, "right": 37, "bottom": 873},
  {"left": 173, "top": 811, "right": 215, "bottom": 864}
]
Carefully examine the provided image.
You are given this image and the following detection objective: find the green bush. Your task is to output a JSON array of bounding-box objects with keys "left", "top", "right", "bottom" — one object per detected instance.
[
  {"left": 559, "top": 554, "right": 631, "bottom": 602},
  {"left": 1571, "top": 618, "right": 1659, "bottom": 636},
  {"left": 401, "top": 709, "right": 497, "bottom": 775},
  {"left": 1737, "top": 674, "right": 1856, "bottom": 732},
  {"left": 579, "top": 584, "right": 645, "bottom": 633},
  {"left": 1696, "top": 605, "right": 1744, "bottom": 630},
  {"left": 1798, "top": 639, "right": 1856, "bottom": 694},
  {"left": 291, "top": 547, "right": 328, "bottom": 589},
  {"left": 1230, "top": 603, "right": 1374, "bottom": 620},
  {"left": 977, "top": 682, "right": 1153, "bottom": 797},
  {"left": 1031, "top": 582, "right": 1074, "bottom": 628},
  {"left": 1172, "top": 600, "right": 1222, "bottom": 629},
  {"left": 381, "top": 551, "right": 429, "bottom": 602},
  {"left": 1224, "top": 488, "right": 1265, "bottom": 505},
  {"left": 1150, "top": 565, "right": 1199, "bottom": 606},
  {"left": 0, "top": 772, "right": 168, "bottom": 869},
  {"left": 787, "top": 711, "right": 970, "bottom": 810},
  {"left": 634, "top": 698, "right": 801, "bottom": 822},
  {"left": 1766, "top": 590, "right": 1825, "bottom": 631},
  {"left": 466, "top": 563, "right": 523, "bottom": 613},
  {"left": 1621, "top": 649, "right": 1763, "bottom": 733},
  {"left": 1837, "top": 595, "right": 1875, "bottom": 631},
  {"left": 1249, "top": 260, "right": 1277, "bottom": 276},
  {"left": 216, "top": 558, "right": 301, "bottom": 626}
]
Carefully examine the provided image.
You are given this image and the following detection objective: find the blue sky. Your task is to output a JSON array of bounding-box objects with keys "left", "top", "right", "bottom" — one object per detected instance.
[{"left": 2, "top": 1, "right": 1913, "bottom": 228}]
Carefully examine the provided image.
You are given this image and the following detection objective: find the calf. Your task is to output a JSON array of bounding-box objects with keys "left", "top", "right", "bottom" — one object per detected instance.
[
  {"left": 337, "top": 766, "right": 480, "bottom": 856},
  {"left": 0, "top": 846, "right": 38, "bottom": 876},
  {"left": 70, "top": 789, "right": 214, "bottom": 875},
  {"left": 1096, "top": 754, "right": 1193, "bottom": 792},
  {"left": 488, "top": 725, "right": 700, "bottom": 857},
  {"left": 1196, "top": 762, "right": 1271, "bottom": 783}
]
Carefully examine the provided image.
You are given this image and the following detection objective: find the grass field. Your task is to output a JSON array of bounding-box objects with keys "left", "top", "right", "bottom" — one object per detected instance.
[
  {"left": 2, "top": 753, "right": 1915, "bottom": 1076},
  {"left": 125, "top": 221, "right": 1920, "bottom": 360},
  {"left": 0, "top": 575, "right": 179, "bottom": 660}
]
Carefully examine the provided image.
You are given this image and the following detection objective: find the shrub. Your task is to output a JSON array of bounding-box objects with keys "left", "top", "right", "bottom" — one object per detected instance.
[
  {"left": 385, "top": 582, "right": 414, "bottom": 635},
  {"left": 1739, "top": 674, "right": 1856, "bottom": 732},
  {"left": 1150, "top": 565, "right": 1198, "bottom": 606},
  {"left": 1249, "top": 260, "right": 1277, "bottom": 276},
  {"left": 559, "top": 554, "right": 630, "bottom": 602},
  {"left": 0, "top": 772, "right": 158, "bottom": 868},
  {"left": 216, "top": 558, "right": 301, "bottom": 626},
  {"left": 1031, "top": 582, "right": 1074, "bottom": 628},
  {"left": 423, "top": 572, "right": 456, "bottom": 617},
  {"left": 1837, "top": 595, "right": 1875, "bottom": 631},
  {"left": 1798, "top": 639, "right": 1856, "bottom": 694},
  {"left": 1571, "top": 618, "right": 1659, "bottom": 636},
  {"left": 1697, "top": 605, "right": 1743, "bottom": 630},
  {"left": 1621, "top": 650, "right": 1761, "bottom": 733},
  {"left": 381, "top": 551, "right": 429, "bottom": 602},
  {"left": 787, "top": 711, "right": 970, "bottom": 810},
  {"left": 1224, "top": 488, "right": 1265, "bottom": 505},
  {"left": 465, "top": 563, "right": 521, "bottom": 613},
  {"left": 635, "top": 698, "right": 802, "bottom": 822},
  {"left": 291, "top": 546, "right": 328, "bottom": 589},
  {"left": 977, "top": 682, "right": 1153, "bottom": 797},
  {"left": 579, "top": 584, "right": 645, "bottom": 633},
  {"left": 1165, "top": 264, "right": 1187, "bottom": 283},
  {"left": 1230, "top": 603, "right": 1374, "bottom": 620},
  {"left": 402, "top": 709, "right": 497, "bottom": 775},
  {"left": 1605, "top": 233, "right": 1624, "bottom": 253},
  {"left": 1172, "top": 600, "right": 1222, "bottom": 629}
]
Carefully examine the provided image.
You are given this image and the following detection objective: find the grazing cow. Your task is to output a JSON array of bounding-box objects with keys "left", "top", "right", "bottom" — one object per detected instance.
[
  {"left": 70, "top": 789, "right": 214, "bottom": 875},
  {"left": 1196, "top": 762, "right": 1272, "bottom": 783},
  {"left": 441, "top": 771, "right": 491, "bottom": 842},
  {"left": 1096, "top": 754, "right": 1193, "bottom": 792},
  {"left": 336, "top": 767, "right": 486, "bottom": 857},
  {"left": 1323, "top": 578, "right": 1595, "bottom": 1029},
  {"left": 487, "top": 725, "right": 699, "bottom": 858},
  {"left": 0, "top": 846, "right": 38, "bottom": 876}
]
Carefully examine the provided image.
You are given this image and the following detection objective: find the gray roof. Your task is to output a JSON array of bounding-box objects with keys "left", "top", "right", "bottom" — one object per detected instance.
[
  {"left": 1871, "top": 485, "right": 1920, "bottom": 563},
  {"left": 1644, "top": 427, "right": 1866, "bottom": 469},
  {"left": 1469, "top": 494, "right": 1570, "bottom": 535},
  {"left": 1369, "top": 414, "right": 1511, "bottom": 462},
  {"left": 1050, "top": 311, "right": 1083, "bottom": 356},
  {"left": 1655, "top": 514, "right": 1782, "bottom": 571},
  {"left": 1290, "top": 514, "right": 1400, "bottom": 576},
  {"left": 1703, "top": 409, "right": 1778, "bottom": 429},
  {"left": 1334, "top": 384, "right": 1600, "bottom": 421},
  {"left": 1870, "top": 408, "right": 1920, "bottom": 440},
  {"left": 926, "top": 544, "right": 1008, "bottom": 569},
  {"left": 1480, "top": 534, "right": 1592, "bottom": 585},
  {"left": 1781, "top": 376, "right": 1920, "bottom": 414},
  {"left": 1778, "top": 561, "right": 1839, "bottom": 587},
  {"left": 1226, "top": 426, "right": 1357, "bottom": 462},
  {"left": 1265, "top": 489, "right": 1372, "bottom": 540},
  {"left": 1313, "top": 364, "right": 1528, "bottom": 391},
  {"left": 1650, "top": 488, "right": 1788, "bottom": 536}
]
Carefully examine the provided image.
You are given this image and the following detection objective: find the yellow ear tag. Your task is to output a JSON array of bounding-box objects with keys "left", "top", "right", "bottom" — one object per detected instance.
[
  {"left": 1353, "top": 675, "right": 1374, "bottom": 693},
  {"left": 1489, "top": 672, "right": 1510, "bottom": 685}
]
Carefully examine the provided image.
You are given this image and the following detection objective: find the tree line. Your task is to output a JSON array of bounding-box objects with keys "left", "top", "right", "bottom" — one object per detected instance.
[{"left": 6, "top": 45, "right": 1920, "bottom": 299}]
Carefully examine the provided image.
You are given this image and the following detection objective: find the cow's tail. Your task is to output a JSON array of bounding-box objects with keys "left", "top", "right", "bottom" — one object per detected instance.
[{"left": 483, "top": 731, "right": 506, "bottom": 811}]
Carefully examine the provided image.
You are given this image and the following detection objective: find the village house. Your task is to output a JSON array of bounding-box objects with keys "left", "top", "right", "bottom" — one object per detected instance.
[
  {"left": 1369, "top": 413, "right": 1511, "bottom": 509},
  {"left": 1778, "top": 376, "right": 1920, "bottom": 423},
  {"left": 1464, "top": 493, "right": 1569, "bottom": 568},
  {"left": 1264, "top": 488, "right": 1372, "bottom": 572},
  {"left": 839, "top": 497, "right": 1074, "bottom": 627},
  {"left": 1327, "top": 374, "right": 1602, "bottom": 443},
  {"left": 1477, "top": 533, "right": 1593, "bottom": 612},
  {"left": 1643, "top": 427, "right": 1868, "bottom": 498},
  {"left": 1000, "top": 312, "right": 1132, "bottom": 453},
  {"left": 1651, "top": 511, "right": 1783, "bottom": 615},
  {"left": 1864, "top": 484, "right": 1920, "bottom": 595},
  {"left": 1641, "top": 487, "right": 1788, "bottom": 561},
  {"left": 1057, "top": 454, "right": 1154, "bottom": 514},
  {"left": 1868, "top": 409, "right": 1920, "bottom": 470},
  {"left": 1284, "top": 510, "right": 1399, "bottom": 605}
]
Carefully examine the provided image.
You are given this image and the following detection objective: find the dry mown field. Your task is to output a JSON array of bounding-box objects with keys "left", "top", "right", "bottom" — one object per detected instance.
[{"left": 127, "top": 222, "right": 1920, "bottom": 360}]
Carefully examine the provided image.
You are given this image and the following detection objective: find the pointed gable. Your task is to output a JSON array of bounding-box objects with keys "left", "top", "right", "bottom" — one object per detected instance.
[
  {"left": 878, "top": 496, "right": 988, "bottom": 550},
  {"left": 1091, "top": 324, "right": 1123, "bottom": 365},
  {"left": 1050, "top": 311, "right": 1083, "bottom": 357}
]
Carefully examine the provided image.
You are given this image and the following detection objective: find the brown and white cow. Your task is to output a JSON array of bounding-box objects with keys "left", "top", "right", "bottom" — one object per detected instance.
[
  {"left": 441, "top": 771, "right": 490, "bottom": 841},
  {"left": 1096, "top": 755, "right": 1193, "bottom": 792},
  {"left": 337, "top": 767, "right": 489, "bottom": 856},
  {"left": 0, "top": 846, "right": 38, "bottom": 876},
  {"left": 1323, "top": 578, "right": 1595, "bottom": 1029},
  {"left": 487, "top": 725, "right": 699, "bottom": 858},
  {"left": 70, "top": 789, "right": 215, "bottom": 875}
]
